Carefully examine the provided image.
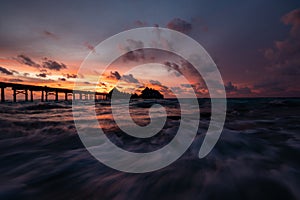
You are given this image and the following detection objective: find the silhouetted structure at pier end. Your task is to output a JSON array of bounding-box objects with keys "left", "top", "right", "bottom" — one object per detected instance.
[
  {"left": 108, "top": 87, "right": 164, "bottom": 99},
  {"left": 139, "top": 87, "right": 164, "bottom": 99}
]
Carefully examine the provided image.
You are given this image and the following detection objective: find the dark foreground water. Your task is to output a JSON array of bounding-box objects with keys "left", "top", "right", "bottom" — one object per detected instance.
[{"left": 0, "top": 98, "right": 299, "bottom": 200}]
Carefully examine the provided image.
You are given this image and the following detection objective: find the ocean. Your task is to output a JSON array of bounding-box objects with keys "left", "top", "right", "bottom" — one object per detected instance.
[{"left": 0, "top": 98, "right": 299, "bottom": 200}]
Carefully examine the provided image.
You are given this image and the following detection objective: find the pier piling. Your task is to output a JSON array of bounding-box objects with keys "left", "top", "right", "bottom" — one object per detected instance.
[
  {"left": 1, "top": 87, "right": 5, "bottom": 102},
  {"left": 30, "top": 90, "right": 33, "bottom": 102}
]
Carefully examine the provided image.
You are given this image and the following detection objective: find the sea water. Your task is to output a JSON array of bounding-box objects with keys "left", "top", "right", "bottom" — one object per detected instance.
[{"left": 0, "top": 98, "right": 299, "bottom": 199}]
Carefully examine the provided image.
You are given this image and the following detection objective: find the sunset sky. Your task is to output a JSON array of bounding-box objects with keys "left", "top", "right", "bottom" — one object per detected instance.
[{"left": 0, "top": 0, "right": 300, "bottom": 98}]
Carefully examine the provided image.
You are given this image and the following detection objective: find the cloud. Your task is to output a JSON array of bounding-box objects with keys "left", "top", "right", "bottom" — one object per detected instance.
[
  {"left": 108, "top": 71, "right": 121, "bottom": 80},
  {"left": 16, "top": 55, "right": 40, "bottom": 68},
  {"left": 259, "top": 9, "right": 300, "bottom": 96},
  {"left": 0, "top": 66, "right": 13, "bottom": 75},
  {"left": 189, "top": 82, "right": 208, "bottom": 95},
  {"left": 180, "top": 83, "right": 206, "bottom": 95},
  {"left": 11, "top": 70, "right": 19, "bottom": 74},
  {"left": 43, "top": 30, "right": 59, "bottom": 40},
  {"left": 225, "top": 81, "right": 238, "bottom": 93},
  {"left": 167, "top": 18, "right": 192, "bottom": 34},
  {"left": 107, "top": 71, "right": 139, "bottom": 83},
  {"left": 225, "top": 82, "right": 252, "bottom": 95},
  {"left": 164, "top": 60, "right": 200, "bottom": 80},
  {"left": 58, "top": 78, "right": 66, "bottom": 81},
  {"left": 121, "top": 39, "right": 145, "bottom": 62},
  {"left": 63, "top": 73, "right": 77, "bottom": 79},
  {"left": 16, "top": 55, "right": 67, "bottom": 72},
  {"left": 36, "top": 73, "right": 47, "bottom": 78},
  {"left": 42, "top": 59, "right": 67, "bottom": 71},
  {"left": 122, "top": 74, "right": 139, "bottom": 83},
  {"left": 281, "top": 9, "right": 300, "bottom": 37},
  {"left": 84, "top": 42, "right": 96, "bottom": 53},
  {"left": 263, "top": 8, "right": 300, "bottom": 76},
  {"left": 164, "top": 61, "right": 182, "bottom": 76},
  {"left": 127, "top": 39, "right": 144, "bottom": 49},
  {"left": 123, "top": 50, "right": 145, "bottom": 62},
  {"left": 149, "top": 80, "right": 162, "bottom": 85}
]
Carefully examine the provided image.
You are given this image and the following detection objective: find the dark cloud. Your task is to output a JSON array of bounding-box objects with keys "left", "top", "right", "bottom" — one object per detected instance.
[
  {"left": 164, "top": 61, "right": 182, "bottom": 77},
  {"left": 58, "top": 78, "right": 66, "bottom": 81},
  {"left": 263, "top": 8, "right": 300, "bottom": 76},
  {"left": 16, "top": 55, "right": 40, "bottom": 68},
  {"left": 167, "top": 18, "right": 192, "bottom": 34},
  {"left": 36, "top": 73, "right": 47, "bottom": 78},
  {"left": 84, "top": 42, "right": 96, "bottom": 53},
  {"left": 17, "top": 55, "right": 67, "bottom": 72},
  {"left": 225, "top": 82, "right": 252, "bottom": 95},
  {"left": 122, "top": 39, "right": 145, "bottom": 62},
  {"left": 108, "top": 71, "right": 121, "bottom": 80},
  {"left": 23, "top": 72, "right": 30, "bottom": 77},
  {"left": 63, "top": 73, "right": 77, "bottom": 79},
  {"left": 108, "top": 71, "right": 139, "bottom": 83},
  {"left": 43, "top": 30, "right": 59, "bottom": 40},
  {"left": 164, "top": 60, "right": 200, "bottom": 80},
  {"left": 127, "top": 39, "right": 144, "bottom": 49},
  {"left": 42, "top": 59, "right": 67, "bottom": 71},
  {"left": 191, "top": 82, "right": 208, "bottom": 95},
  {"left": 149, "top": 80, "right": 162, "bottom": 85},
  {"left": 225, "top": 81, "right": 238, "bottom": 93},
  {"left": 0, "top": 66, "right": 13, "bottom": 75},
  {"left": 11, "top": 70, "right": 19, "bottom": 74},
  {"left": 281, "top": 9, "right": 300, "bottom": 37},
  {"left": 259, "top": 9, "right": 300, "bottom": 96},
  {"left": 122, "top": 74, "right": 139, "bottom": 83},
  {"left": 123, "top": 50, "right": 145, "bottom": 62}
]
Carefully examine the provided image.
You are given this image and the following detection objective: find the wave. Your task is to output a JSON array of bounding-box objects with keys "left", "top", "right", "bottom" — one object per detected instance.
[{"left": 0, "top": 98, "right": 299, "bottom": 199}]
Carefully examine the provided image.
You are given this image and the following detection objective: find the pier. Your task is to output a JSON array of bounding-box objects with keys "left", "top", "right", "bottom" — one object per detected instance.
[{"left": 0, "top": 82, "right": 108, "bottom": 102}]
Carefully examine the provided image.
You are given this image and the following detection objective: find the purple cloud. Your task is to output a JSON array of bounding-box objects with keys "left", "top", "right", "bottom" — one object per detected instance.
[
  {"left": 16, "top": 55, "right": 40, "bottom": 68},
  {"left": 0, "top": 66, "right": 13, "bottom": 75},
  {"left": 167, "top": 18, "right": 192, "bottom": 34},
  {"left": 42, "top": 59, "right": 67, "bottom": 71}
]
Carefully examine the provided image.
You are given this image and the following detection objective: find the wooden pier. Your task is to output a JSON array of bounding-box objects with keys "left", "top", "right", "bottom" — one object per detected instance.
[{"left": 0, "top": 82, "right": 108, "bottom": 102}]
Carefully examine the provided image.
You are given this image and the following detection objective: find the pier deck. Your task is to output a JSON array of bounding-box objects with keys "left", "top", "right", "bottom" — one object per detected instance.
[{"left": 0, "top": 82, "right": 108, "bottom": 102}]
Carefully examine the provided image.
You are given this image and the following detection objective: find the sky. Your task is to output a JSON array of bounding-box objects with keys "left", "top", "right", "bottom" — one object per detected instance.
[{"left": 0, "top": 0, "right": 300, "bottom": 98}]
